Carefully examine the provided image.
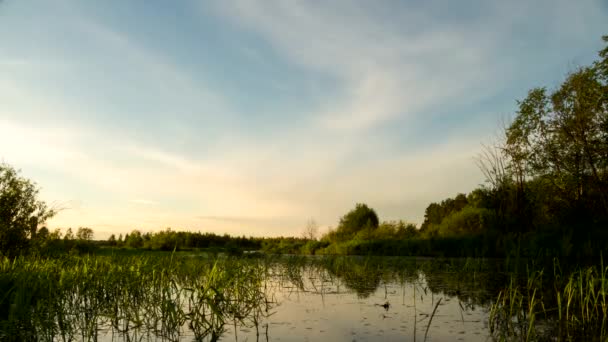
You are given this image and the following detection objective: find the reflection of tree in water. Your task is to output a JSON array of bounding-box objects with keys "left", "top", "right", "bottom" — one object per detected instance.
[
  {"left": 305, "top": 256, "right": 506, "bottom": 305},
  {"left": 313, "top": 256, "right": 383, "bottom": 298},
  {"left": 422, "top": 269, "right": 507, "bottom": 309}
]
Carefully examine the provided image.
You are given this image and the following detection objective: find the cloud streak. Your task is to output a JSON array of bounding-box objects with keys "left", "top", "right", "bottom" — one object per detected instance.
[{"left": 0, "top": 0, "right": 606, "bottom": 238}]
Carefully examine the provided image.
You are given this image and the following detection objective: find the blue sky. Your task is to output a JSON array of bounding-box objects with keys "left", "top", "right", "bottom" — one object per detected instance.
[{"left": 1, "top": 0, "right": 607, "bottom": 239}]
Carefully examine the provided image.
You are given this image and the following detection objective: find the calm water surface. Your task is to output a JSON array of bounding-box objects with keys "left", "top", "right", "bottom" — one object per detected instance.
[
  {"left": 99, "top": 256, "right": 500, "bottom": 341},
  {"left": 226, "top": 273, "right": 490, "bottom": 341}
]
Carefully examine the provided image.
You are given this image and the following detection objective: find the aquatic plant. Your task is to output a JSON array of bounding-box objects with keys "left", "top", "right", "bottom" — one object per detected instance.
[
  {"left": 0, "top": 254, "right": 274, "bottom": 341},
  {"left": 489, "top": 259, "right": 608, "bottom": 341}
]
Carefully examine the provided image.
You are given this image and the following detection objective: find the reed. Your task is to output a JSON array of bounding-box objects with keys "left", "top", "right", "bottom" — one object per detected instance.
[
  {"left": 0, "top": 254, "right": 275, "bottom": 341},
  {"left": 489, "top": 259, "right": 608, "bottom": 341}
]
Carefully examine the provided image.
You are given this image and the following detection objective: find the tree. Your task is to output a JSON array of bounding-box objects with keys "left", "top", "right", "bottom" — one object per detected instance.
[
  {"left": 76, "top": 227, "right": 94, "bottom": 241},
  {"left": 64, "top": 228, "right": 74, "bottom": 240},
  {"left": 0, "top": 163, "right": 55, "bottom": 255},
  {"left": 335, "top": 203, "right": 379, "bottom": 241},
  {"left": 302, "top": 218, "right": 319, "bottom": 240},
  {"left": 108, "top": 234, "right": 117, "bottom": 246},
  {"left": 420, "top": 194, "right": 470, "bottom": 233},
  {"left": 595, "top": 35, "right": 608, "bottom": 81},
  {"left": 125, "top": 230, "right": 143, "bottom": 248},
  {"left": 497, "top": 35, "right": 608, "bottom": 231},
  {"left": 36, "top": 226, "right": 50, "bottom": 240},
  {"left": 49, "top": 228, "right": 62, "bottom": 240},
  {"left": 505, "top": 67, "right": 608, "bottom": 214}
]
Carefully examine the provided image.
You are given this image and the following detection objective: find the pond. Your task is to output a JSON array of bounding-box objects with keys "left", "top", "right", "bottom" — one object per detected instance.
[
  {"left": 218, "top": 264, "right": 493, "bottom": 341},
  {"left": 81, "top": 255, "right": 504, "bottom": 341},
  {"left": 10, "top": 254, "right": 603, "bottom": 341}
]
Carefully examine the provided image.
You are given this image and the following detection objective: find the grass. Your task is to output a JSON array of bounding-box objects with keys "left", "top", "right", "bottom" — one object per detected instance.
[
  {"left": 489, "top": 258, "right": 608, "bottom": 341},
  {"left": 2, "top": 252, "right": 607, "bottom": 341},
  {"left": 0, "top": 253, "right": 274, "bottom": 341}
]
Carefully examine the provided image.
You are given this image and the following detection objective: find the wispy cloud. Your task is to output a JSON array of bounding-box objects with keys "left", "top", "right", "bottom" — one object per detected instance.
[
  {"left": 1, "top": 0, "right": 606, "bottom": 238},
  {"left": 211, "top": 1, "right": 496, "bottom": 132}
]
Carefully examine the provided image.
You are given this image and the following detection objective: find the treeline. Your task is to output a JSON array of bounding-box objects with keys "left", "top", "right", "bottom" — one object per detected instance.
[
  {"left": 104, "top": 228, "right": 262, "bottom": 253},
  {"left": 25, "top": 227, "right": 98, "bottom": 255}
]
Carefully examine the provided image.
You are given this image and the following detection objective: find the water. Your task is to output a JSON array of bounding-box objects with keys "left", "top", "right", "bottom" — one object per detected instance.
[
  {"left": 223, "top": 272, "right": 490, "bottom": 341},
  {"left": 2, "top": 255, "right": 506, "bottom": 341},
  {"left": 96, "top": 256, "right": 500, "bottom": 341}
]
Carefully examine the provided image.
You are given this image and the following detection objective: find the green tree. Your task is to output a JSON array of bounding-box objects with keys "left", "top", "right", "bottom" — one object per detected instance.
[
  {"left": 335, "top": 203, "right": 379, "bottom": 241},
  {"left": 420, "top": 194, "right": 469, "bottom": 232},
  {"left": 126, "top": 230, "right": 143, "bottom": 248},
  {"left": 497, "top": 35, "right": 608, "bottom": 233},
  {"left": 0, "top": 163, "right": 55, "bottom": 255},
  {"left": 595, "top": 35, "right": 608, "bottom": 81},
  {"left": 505, "top": 68, "right": 608, "bottom": 216},
  {"left": 76, "top": 227, "right": 94, "bottom": 241}
]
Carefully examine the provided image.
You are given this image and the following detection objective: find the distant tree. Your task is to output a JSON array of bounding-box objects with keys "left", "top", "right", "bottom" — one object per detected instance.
[
  {"left": 76, "top": 227, "right": 94, "bottom": 241},
  {"left": 108, "top": 234, "right": 117, "bottom": 246},
  {"left": 49, "top": 228, "right": 62, "bottom": 240},
  {"left": 125, "top": 230, "right": 143, "bottom": 248},
  {"left": 420, "top": 194, "right": 469, "bottom": 232},
  {"left": 395, "top": 221, "right": 418, "bottom": 239},
  {"left": 64, "top": 228, "right": 74, "bottom": 240},
  {"left": 36, "top": 226, "right": 50, "bottom": 240},
  {"left": 302, "top": 218, "right": 319, "bottom": 240},
  {"left": 335, "top": 203, "right": 379, "bottom": 241},
  {"left": 0, "top": 163, "right": 56, "bottom": 255}
]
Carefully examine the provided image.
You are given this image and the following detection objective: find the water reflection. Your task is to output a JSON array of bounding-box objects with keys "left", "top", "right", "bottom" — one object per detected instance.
[
  {"left": 3, "top": 256, "right": 504, "bottom": 341},
  {"left": 245, "top": 256, "right": 498, "bottom": 342}
]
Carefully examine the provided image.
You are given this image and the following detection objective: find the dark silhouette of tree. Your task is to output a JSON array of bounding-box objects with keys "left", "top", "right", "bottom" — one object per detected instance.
[
  {"left": 0, "top": 163, "right": 55, "bottom": 256},
  {"left": 76, "top": 227, "right": 94, "bottom": 241},
  {"left": 64, "top": 228, "right": 74, "bottom": 240}
]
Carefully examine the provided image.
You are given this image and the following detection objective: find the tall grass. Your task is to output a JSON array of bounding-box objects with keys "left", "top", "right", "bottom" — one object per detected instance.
[
  {"left": 489, "top": 259, "right": 608, "bottom": 341},
  {"left": 5, "top": 253, "right": 605, "bottom": 341},
  {"left": 0, "top": 254, "right": 274, "bottom": 341}
]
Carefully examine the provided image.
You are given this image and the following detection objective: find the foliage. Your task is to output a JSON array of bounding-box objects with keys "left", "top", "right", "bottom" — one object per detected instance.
[
  {"left": 76, "top": 227, "right": 94, "bottom": 241},
  {"left": 0, "top": 163, "right": 55, "bottom": 256},
  {"left": 420, "top": 193, "right": 469, "bottom": 232},
  {"left": 333, "top": 203, "right": 379, "bottom": 241}
]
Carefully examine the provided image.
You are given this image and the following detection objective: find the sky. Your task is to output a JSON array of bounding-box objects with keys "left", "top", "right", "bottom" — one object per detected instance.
[{"left": 1, "top": 0, "right": 607, "bottom": 239}]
